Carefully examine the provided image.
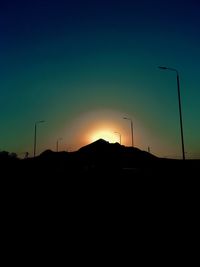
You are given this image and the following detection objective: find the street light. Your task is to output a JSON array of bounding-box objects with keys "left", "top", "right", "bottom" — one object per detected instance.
[
  {"left": 56, "top": 138, "right": 62, "bottom": 152},
  {"left": 34, "top": 120, "right": 45, "bottom": 157},
  {"left": 123, "top": 117, "right": 134, "bottom": 147},
  {"left": 158, "top": 66, "right": 185, "bottom": 160},
  {"left": 114, "top": 132, "right": 121, "bottom": 145}
]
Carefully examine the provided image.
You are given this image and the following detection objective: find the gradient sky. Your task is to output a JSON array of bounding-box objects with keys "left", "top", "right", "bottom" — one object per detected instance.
[{"left": 0, "top": 0, "right": 200, "bottom": 158}]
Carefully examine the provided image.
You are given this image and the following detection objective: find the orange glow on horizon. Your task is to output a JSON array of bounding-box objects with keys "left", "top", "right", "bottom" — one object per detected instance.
[
  {"left": 64, "top": 109, "right": 135, "bottom": 150},
  {"left": 90, "top": 129, "right": 119, "bottom": 143}
]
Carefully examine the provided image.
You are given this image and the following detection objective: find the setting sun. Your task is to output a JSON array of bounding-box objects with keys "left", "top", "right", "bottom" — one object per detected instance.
[
  {"left": 64, "top": 109, "right": 132, "bottom": 150},
  {"left": 90, "top": 130, "right": 119, "bottom": 143}
]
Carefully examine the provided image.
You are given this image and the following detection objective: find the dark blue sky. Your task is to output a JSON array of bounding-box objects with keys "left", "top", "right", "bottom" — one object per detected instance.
[{"left": 1, "top": 0, "right": 200, "bottom": 158}]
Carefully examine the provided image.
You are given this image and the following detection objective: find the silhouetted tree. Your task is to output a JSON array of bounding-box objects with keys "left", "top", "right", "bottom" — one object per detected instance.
[{"left": 0, "top": 151, "right": 18, "bottom": 160}]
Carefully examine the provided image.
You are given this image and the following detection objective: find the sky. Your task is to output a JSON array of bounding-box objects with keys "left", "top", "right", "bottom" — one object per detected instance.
[{"left": 0, "top": 0, "right": 200, "bottom": 158}]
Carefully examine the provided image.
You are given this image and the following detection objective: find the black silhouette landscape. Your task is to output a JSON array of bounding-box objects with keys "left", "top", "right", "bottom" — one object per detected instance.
[{"left": 1, "top": 139, "right": 199, "bottom": 177}]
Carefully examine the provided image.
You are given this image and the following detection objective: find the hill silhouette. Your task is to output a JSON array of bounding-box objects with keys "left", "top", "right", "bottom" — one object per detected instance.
[
  {"left": 1, "top": 139, "right": 199, "bottom": 177},
  {"left": 30, "top": 139, "right": 156, "bottom": 175},
  {"left": 77, "top": 139, "right": 157, "bottom": 172}
]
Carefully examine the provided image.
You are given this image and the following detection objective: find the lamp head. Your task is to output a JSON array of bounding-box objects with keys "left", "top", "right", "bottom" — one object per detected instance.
[
  {"left": 158, "top": 66, "right": 168, "bottom": 70},
  {"left": 158, "top": 66, "right": 178, "bottom": 73}
]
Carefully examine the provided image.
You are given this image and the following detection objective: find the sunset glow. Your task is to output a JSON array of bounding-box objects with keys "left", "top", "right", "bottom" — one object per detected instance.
[
  {"left": 90, "top": 130, "right": 119, "bottom": 143},
  {"left": 64, "top": 109, "right": 130, "bottom": 150}
]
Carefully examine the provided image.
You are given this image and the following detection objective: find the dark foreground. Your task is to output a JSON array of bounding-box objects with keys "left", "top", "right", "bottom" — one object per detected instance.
[
  {"left": 1, "top": 154, "right": 199, "bottom": 178},
  {"left": 1, "top": 141, "right": 199, "bottom": 255}
]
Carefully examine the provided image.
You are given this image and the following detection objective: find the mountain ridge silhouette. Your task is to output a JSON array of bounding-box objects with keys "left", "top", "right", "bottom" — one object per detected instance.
[
  {"left": 1, "top": 139, "right": 199, "bottom": 177},
  {"left": 28, "top": 138, "right": 158, "bottom": 175},
  {"left": 38, "top": 138, "right": 156, "bottom": 161}
]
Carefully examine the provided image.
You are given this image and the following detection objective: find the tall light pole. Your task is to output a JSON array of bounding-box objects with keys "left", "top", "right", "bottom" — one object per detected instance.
[
  {"left": 158, "top": 66, "right": 185, "bottom": 160},
  {"left": 114, "top": 132, "right": 121, "bottom": 145},
  {"left": 123, "top": 117, "right": 134, "bottom": 147},
  {"left": 56, "top": 138, "right": 62, "bottom": 152},
  {"left": 34, "top": 120, "right": 45, "bottom": 157}
]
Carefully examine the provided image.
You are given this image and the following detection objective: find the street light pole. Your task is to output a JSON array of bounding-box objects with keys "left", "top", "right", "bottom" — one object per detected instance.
[
  {"left": 114, "top": 132, "right": 121, "bottom": 145},
  {"left": 56, "top": 138, "right": 62, "bottom": 152},
  {"left": 176, "top": 72, "right": 185, "bottom": 160},
  {"left": 131, "top": 120, "right": 133, "bottom": 148},
  {"left": 158, "top": 66, "right": 185, "bottom": 160},
  {"left": 34, "top": 123, "right": 37, "bottom": 158},
  {"left": 123, "top": 117, "right": 134, "bottom": 147},
  {"left": 33, "top": 120, "right": 45, "bottom": 157}
]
